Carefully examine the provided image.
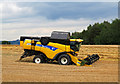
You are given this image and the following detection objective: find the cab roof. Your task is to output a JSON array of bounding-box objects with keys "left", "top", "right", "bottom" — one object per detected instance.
[{"left": 70, "top": 39, "right": 83, "bottom": 42}]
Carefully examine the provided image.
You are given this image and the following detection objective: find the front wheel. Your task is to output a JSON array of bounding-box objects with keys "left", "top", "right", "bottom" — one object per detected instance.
[
  {"left": 33, "top": 55, "right": 45, "bottom": 64},
  {"left": 58, "top": 54, "right": 71, "bottom": 65}
]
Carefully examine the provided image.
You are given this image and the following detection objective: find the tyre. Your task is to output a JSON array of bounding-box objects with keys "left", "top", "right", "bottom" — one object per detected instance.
[
  {"left": 58, "top": 54, "right": 71, "bottom": 65},
  {"left": 40, "top": 37, "right": 49, "bottom": 45},
  {"left": 33, "top": 55, "right": 45, "bottom": 64}
]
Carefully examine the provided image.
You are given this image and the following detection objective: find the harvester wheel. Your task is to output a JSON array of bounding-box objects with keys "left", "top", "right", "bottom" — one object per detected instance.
[
  {"left": 33, "top": 55, "right": 45, "bottom": 64},
  {"left": 58, "top": 54, "right": 71, "bottom": 65}
]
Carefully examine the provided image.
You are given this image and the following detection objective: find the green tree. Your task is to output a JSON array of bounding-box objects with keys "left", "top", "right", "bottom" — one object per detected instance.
[
  {"left": 95, "top": 19, "right": 120, "bottom": 45},
  {"left": 71, "top": 18, "right": 120, "bottom": 45},
  {"left": 94, "top": 21, "right": 111, "bottom": 44}
]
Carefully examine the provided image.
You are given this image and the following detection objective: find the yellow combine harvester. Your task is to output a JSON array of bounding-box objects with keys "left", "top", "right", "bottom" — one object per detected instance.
[{"left": 20, "top": 31, "right": 99, "bottom": 66}]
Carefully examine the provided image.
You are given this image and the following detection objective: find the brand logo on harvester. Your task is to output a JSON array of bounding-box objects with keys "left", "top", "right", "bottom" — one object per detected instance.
[{"left": 36, "top": 44, "right": 58, "bottom": 51}]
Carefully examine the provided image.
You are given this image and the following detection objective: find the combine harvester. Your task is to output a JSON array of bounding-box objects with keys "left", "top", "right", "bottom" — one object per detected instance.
[{"left": 19, "top": 31, "right": 99, "bottom": 66}]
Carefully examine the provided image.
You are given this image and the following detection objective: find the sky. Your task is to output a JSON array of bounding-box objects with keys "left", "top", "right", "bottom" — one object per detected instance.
[{"left": 1, "top": 2, "right": 118, "bottom": 40}]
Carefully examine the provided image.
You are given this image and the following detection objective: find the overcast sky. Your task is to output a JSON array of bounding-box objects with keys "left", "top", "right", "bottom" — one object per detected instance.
[{"left": 1, "top": 2, "right": 118, "bottom": 40}]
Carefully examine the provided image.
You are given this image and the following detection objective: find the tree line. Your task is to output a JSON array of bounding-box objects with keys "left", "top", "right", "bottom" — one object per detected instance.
[
  {"left": 71, "top": 18, "right": 120, "bottom": 45},
  {"left": 1, "top": 41, "right": 11, "bottom": 44}
]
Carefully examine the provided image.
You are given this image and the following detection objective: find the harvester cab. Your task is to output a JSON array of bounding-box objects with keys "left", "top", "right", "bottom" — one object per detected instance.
[{"left": 20, "top": 31, "right": 99, "bottom": 66}]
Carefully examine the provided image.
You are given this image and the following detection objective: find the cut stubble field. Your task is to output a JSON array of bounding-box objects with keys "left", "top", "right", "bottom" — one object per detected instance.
[{"left": 1, "top": 45, "right": 119, "bottom": 82}]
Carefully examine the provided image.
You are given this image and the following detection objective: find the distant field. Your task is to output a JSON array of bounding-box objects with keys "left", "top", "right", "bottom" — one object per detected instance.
[
  {"left": 1, "top": 45, "right": 119, "bottom": 82},
  {"left": 79, "top": 45, "right": 119, "bottom": 60}
]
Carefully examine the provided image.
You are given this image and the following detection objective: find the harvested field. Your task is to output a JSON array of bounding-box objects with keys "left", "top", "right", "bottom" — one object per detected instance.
[{"left": 1, "top": 45, "right": 119, "bottom": 82}]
